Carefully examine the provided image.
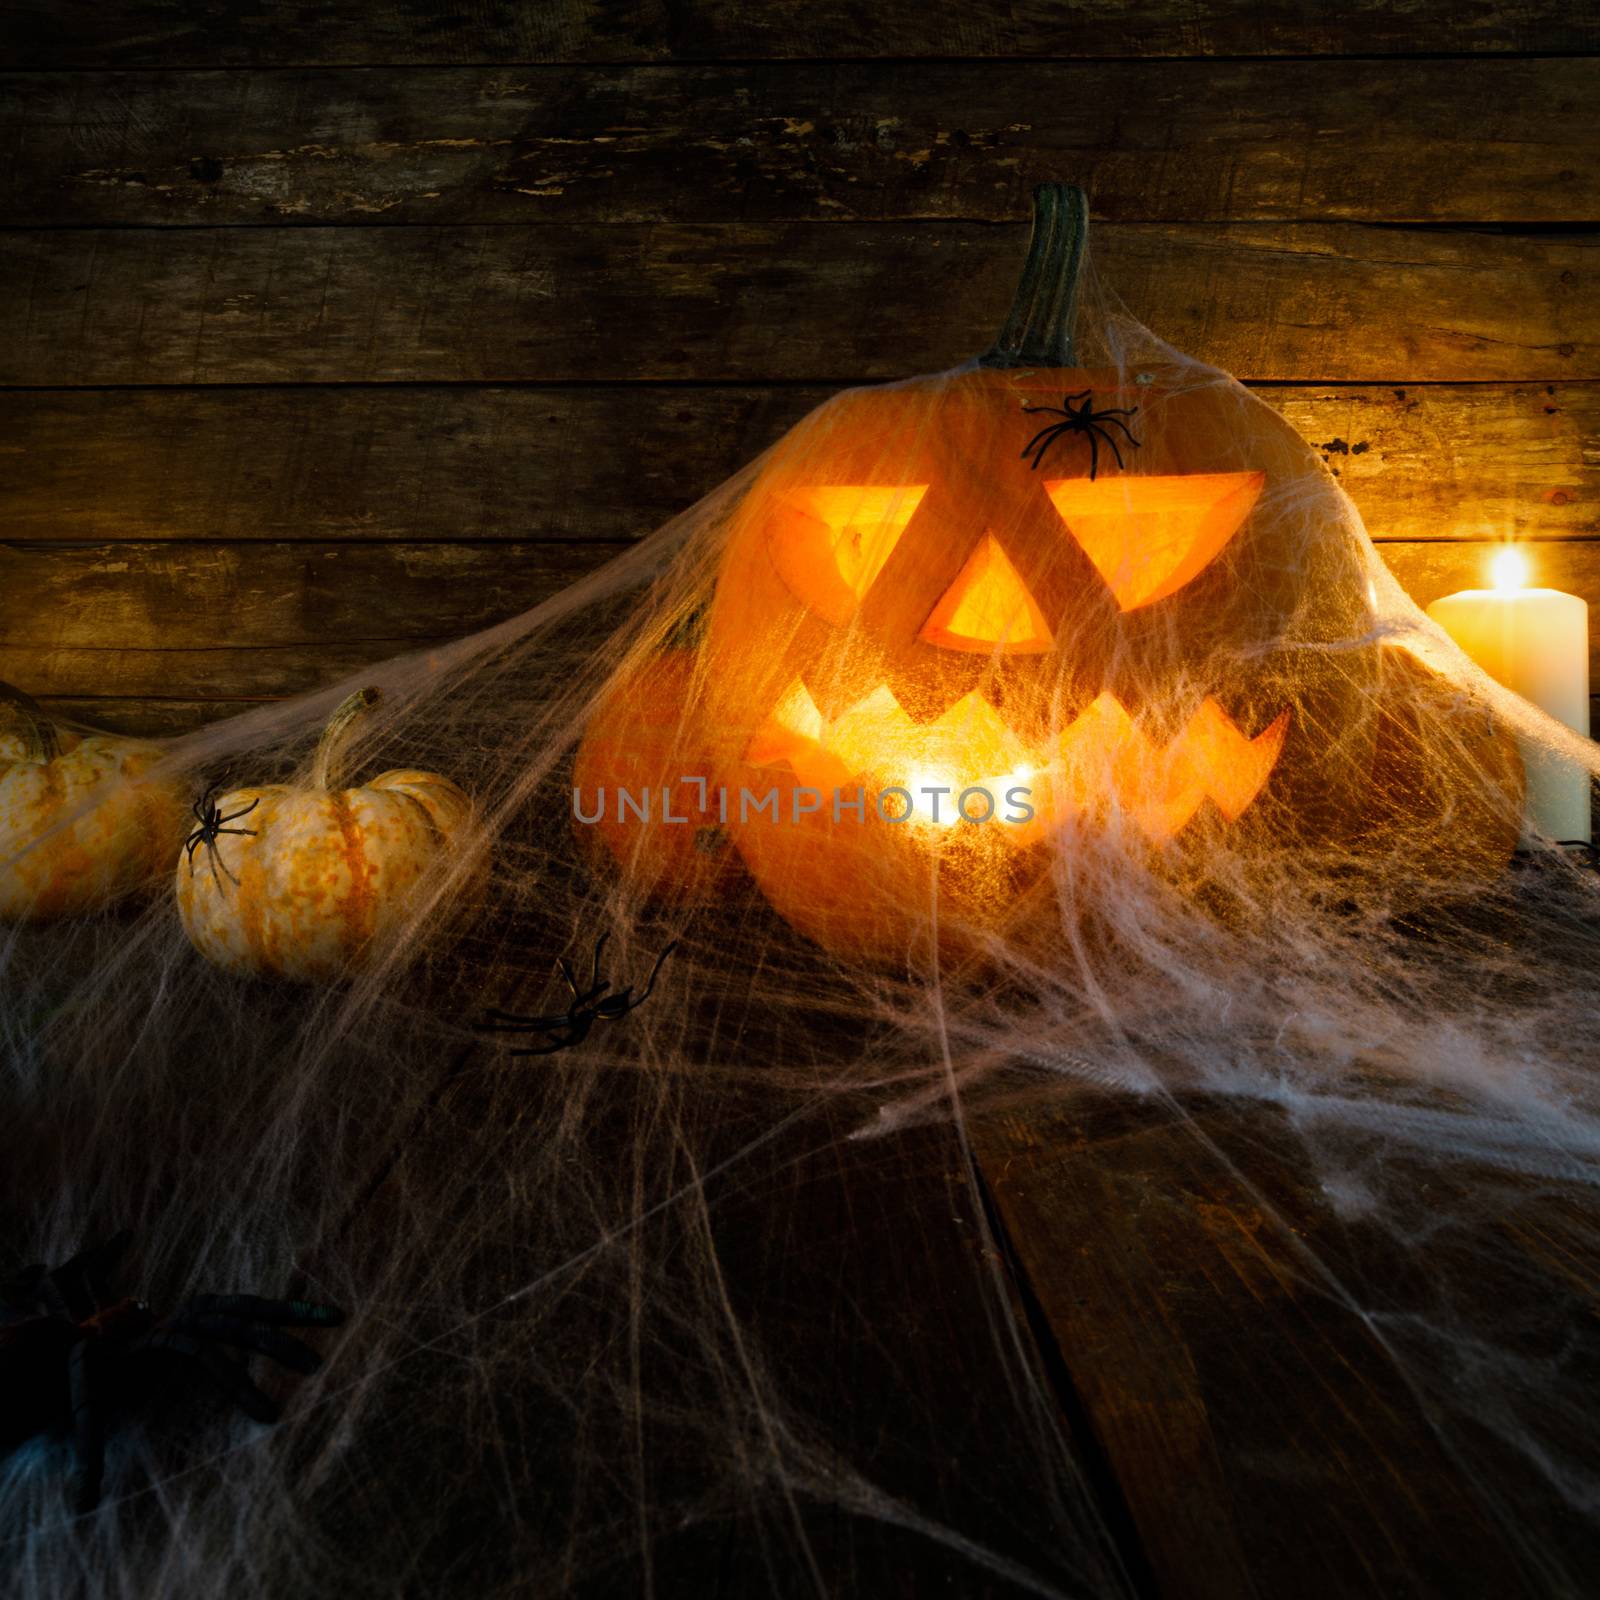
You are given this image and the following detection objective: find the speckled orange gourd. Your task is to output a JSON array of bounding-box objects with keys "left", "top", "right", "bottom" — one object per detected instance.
[
  {"left": 0, "top": 685, "right": 186, "bottom": 922},
  {"left": 176, "top": 688, "right": 477, "bottom": 983}
]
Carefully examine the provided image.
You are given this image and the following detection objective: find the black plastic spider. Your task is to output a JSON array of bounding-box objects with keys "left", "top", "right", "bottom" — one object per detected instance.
[
  {"left": 477, "top": 934, "right": 677, "bottom": 1055},
  {"left": 184, "top": 784, "right": 260, "bottom": 891},
  {"left": 0, "top": 1233, "right": 343, "bottom": 1512},
  {"left": 1020, "top": 389, "right": 1141, "bottom": 480}
]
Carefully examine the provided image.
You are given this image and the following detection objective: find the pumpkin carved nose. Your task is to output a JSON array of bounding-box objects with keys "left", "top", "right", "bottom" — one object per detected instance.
[
  {"left": 1044, "top": 470, "right": 1265, "bottom": 611},
  {"left": 918, "top": 535, "right": 1055, "bottom": 653}
]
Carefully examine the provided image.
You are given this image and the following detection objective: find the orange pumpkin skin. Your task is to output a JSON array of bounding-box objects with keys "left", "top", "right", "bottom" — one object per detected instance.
[
  {"left": 723, "top": 752, "right": 1040, "bottom": 966},
  {"left": 583, "top": 188, "right": 1521, "bottom": 965},
  {"left": 0, "top": 705, "right": 185, "bottom": 922},
  {"left": 176, "top": 691, "right": 481, "bottom": 983},
  {"left": 699, "top": 361, "right": 1375, "bottom": 964},
  {"left": 571, "top": 650, "right": 738, "bottom": 903}
]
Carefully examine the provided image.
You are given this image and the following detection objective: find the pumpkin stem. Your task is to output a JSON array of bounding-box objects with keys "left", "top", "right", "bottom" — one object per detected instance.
[
  {"left": 313, "top": 687, "right": 381, "bottom": 790},
  {"left": 0, "top": 681, "right": 61, "bottom": 762},
  {"left": 979, "top": 183, "right": 1089, "bottom": 370}
]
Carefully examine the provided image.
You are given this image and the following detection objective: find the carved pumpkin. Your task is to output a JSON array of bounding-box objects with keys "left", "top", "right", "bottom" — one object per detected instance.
[
  {"left": 0, "top": 683, "right": 186, "bottom": 922},
  {"left": 695, "top": 188, "right": 1392, "bottom": 960},
  {"left": 582, "top": 186, "right": 1521, "bottom": 963},
  {"left": 177, "top": 688, "right": 479, "bottom": 983}
]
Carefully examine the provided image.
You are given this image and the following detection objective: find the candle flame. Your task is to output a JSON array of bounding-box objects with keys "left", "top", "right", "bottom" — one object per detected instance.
[{"left": 1490, "top": 547, "right": 1528, "bottom": 594}]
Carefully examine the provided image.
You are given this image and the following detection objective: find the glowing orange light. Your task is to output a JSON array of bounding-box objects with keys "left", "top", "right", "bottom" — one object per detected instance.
[
  {"left": 1044, "top": 471, "right": 1264, "bottom": 611},
  {"left": 919, "top": 535, "right": 1055, "bottom": 653},
  {"left": 747, "top": 680, "right": 1288, "bottom": 843},
  {"left": 1052, "top": 691, "right": 1288, "bottom": 840},
  {"left": 767, "top": 485, "right": 928, "bottom": 623}
]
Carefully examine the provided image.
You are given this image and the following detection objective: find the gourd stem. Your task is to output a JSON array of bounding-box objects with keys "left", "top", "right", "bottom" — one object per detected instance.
[
  {"left": 0, "top": 680, "right": 60, "bottom": 762},
  {"left": 313, "top": 687, "right": 381, "bottom": 790},
  {"left": 979, "top": 183, "right": 1089, "bottom": 370}
]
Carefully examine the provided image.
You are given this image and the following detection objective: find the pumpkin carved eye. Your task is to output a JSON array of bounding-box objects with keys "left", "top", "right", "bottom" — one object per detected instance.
[
  {"left": 770, "top": 485, "right": 928, "bottom": 626},
  {"left": 1044, "top": 470, "right": 1264, "bottom": 612},
  {"left": 767, "top": 469, "right": 1265, "bottom": 646}
]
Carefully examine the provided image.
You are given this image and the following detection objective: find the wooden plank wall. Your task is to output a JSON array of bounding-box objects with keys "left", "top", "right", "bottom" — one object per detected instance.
[{"left": 1, "top": 4, "right": 1597, "bottom": 737}]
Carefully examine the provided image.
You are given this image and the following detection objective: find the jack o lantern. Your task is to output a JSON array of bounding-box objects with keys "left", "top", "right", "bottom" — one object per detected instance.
[
  {"left": 699, "top": 186, "right": 1401, "bottom": 960},
  {"left": 0, "top": 683, "right": 187, "bottom": 922},
  {"left": 581, "top": 186, "right": 1522, "bottom": 963},
  {"left": 177, "top": 687, "right": 481, "bottom": 983}
]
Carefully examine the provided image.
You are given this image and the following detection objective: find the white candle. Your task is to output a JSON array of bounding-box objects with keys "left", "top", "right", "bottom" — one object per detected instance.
[{"left": 1426, "top": 549, "right": 1591, "bottom": 844}]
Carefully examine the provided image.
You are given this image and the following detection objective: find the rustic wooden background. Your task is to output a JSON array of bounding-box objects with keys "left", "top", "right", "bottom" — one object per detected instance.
[{"left": 1, "top": 1, "right": 1597, "bottom": 738}]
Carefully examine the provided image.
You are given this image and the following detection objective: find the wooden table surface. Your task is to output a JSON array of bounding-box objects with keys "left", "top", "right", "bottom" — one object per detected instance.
[
  {"left": 288, "top": 872, "right": 1598, "bottom": 1598},
  {"left": 319, "top": 1040, "right": 1600, "bottom": 1595},
  {"left": 979, "top": 1097, "right": 1600, "bottom": 1596}
]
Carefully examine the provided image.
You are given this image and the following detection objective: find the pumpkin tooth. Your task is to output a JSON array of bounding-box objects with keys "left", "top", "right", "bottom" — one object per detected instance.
[
  {"left": 746, "top": 680, "right": 825, "bottom": 767},
  {"left": 1171, "top": 699, "right": 1291, "bottom": 822},
  {"left": 747, "top": 678, "right": 1289, "bottom": 839},
  {"left": 748, "top": 680, "right": 1030, "bottom": 792},
  {"left": 1054, "top": 693, "right": 1288, "bottom": 839}
]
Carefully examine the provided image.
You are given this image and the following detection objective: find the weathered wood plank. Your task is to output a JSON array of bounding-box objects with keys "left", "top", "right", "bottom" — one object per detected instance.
[
  {"left": 0, "top": 644, "right": 388, "bottom": 703},
  {"left": 6, "top": 60, "right": 1595, "bottom": 228},
  {"left": 3, "top": 382, "right": 1593, "bottom": 546},
  {"left": 1282, "top": 383, "right": 1597, "bottom": 539},
  {"left": 975, "top": 1096, "right": 1600, "bottom": 1598},
  {"left": 4, "top": 0, "right": 1594, "bottom": 68},
  {"left": 38, "top": 696, "right": 293, "bottom": 737},
  {"left": 5, "top": 537, "right": 1599, "bottom": 703},
  {"left": 0, "top": 539, "right": 621, "bottom": 698},
  {"left": 2, "top": 223, "right": 1595, "bottom": 385},
  {"left": 0, "top": 387, "right": 818, "bottom": 543}
]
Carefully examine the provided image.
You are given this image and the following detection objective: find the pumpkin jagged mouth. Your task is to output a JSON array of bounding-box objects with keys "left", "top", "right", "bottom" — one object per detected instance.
[{"left": 745, "top": 679, "right": 1289, "bottom": 843}]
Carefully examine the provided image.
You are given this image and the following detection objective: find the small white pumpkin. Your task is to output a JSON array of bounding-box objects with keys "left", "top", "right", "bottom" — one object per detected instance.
[
  {"left": 176, "top": 687, "right": 480, "bottom": 983},
  {"left": 0, "top": 683, "right": 185, "bottom": 922}
]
